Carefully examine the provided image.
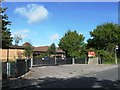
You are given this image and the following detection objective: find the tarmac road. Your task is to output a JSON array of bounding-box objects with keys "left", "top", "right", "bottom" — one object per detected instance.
[
  {"left": 6, "top": 65, "right": 119, "bottom": 89},
  {"left": 18, "top": 68, "right": 119, "bottom": 89}
]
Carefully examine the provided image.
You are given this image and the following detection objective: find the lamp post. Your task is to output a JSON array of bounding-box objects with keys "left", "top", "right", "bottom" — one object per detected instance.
[{"left": 115, "top": 45, "right": 119, "bottom": 64}]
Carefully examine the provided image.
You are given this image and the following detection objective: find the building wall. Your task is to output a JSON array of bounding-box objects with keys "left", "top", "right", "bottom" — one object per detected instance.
[{"left": 0, "top": 49, "right": 25, "bottom": 62}]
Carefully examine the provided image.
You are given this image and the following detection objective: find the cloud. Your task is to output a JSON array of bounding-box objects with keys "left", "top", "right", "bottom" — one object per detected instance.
[
  {"left": 22, "top": 29, "right": 30, "bottom": 33},
  {"left": 50, "top": 34, "right": 59, "bottom": 41},
  {"left": 79, "top": 32, "right": 83, "bottom": 35},
  {"left": 12, "top": 29, "right": 30, "bottom": 39},
  {"left": 14, "top": 3, "right": 49, "bottom": 24}
]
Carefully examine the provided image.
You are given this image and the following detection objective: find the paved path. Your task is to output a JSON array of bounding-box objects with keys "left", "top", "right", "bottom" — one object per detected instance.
[{"left": 2, "top": 64, "right": 119, "bottom": 89}]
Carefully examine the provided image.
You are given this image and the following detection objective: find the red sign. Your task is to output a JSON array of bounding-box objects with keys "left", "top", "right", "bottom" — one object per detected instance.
[{"left": 88, "top": 52, "right": 96, "bottom": 57}]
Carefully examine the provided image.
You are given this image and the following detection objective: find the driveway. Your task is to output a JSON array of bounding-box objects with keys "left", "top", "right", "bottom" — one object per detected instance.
[{"left": 2, "top": 64, "right": 119, "bottom": 89}]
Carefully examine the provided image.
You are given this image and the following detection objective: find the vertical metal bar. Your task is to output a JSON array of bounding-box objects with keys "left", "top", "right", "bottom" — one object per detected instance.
[
  {"left": 72, "top": 58, "right": 75, "bottom": 64},
  {"left": 25, "top": 59, "right": 27, "bottom": 73},
  {"left": 55, "top": 57, "right": 56, "bottom": 65},
  {"left": 31, "top": 58, "right": 33, "bottom": 68},
  {"left": 85, "top": 58, "right": 86, "bottom": 64},
  {"left": 6, "top": 62, "right": 8, "bottom": 78},
  {"left": 7, "top": 49, "right": 9, "bottom": 78},
  {"left": 115, "top": 48, "right": 117, "bottom": 64}
]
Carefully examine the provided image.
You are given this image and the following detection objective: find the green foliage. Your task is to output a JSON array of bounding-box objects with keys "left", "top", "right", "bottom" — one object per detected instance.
[
  {"left": 14, "top": 34, "right": 22, "bottom": 46},
  {"left": 0, "top": 7, "right": 13, "bottom": 48},
  {"left": 87, "top": 22, "right": 120, "bottom": 50},
  {"left": 41, "top": 53, "right": 49, "bottom": 58},
  {"left": 8, "top": 59, "right": 15, "bottom": 62},
  {"left": 117, "top": 58, "right": 120, "bottom": 64},
  {"left": 58, "top": 30, "right": 85, "bottom": 58},
  {"left": 87, "top": 22, "right": 120, "bottom": 64},
  {"left": 24, "top": 43, "right": 33, "bottom": 59},
  {"left": 35, "top": 53, "right": 49, "bottom": 59},
  {"left": 96, "top": 50, "right": 115, "bottom": 64},
  {"left": 47, "top": 43, "right": 56, "bottom": 55},
  {"left": 79, "top": 43, "right": 88, "bottom": 57}
]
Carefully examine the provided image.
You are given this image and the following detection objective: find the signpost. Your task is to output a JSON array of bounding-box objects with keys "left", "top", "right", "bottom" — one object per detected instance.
[
  {"left": 88, "top": 51, "right": 98, "bottom": 64},
  {"left": 88, "top": 51, "right": 96, "bottom": 57}
]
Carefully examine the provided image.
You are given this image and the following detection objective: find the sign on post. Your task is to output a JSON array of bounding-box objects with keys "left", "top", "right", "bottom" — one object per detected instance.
[
  {"left": 88, "top": 52, "right": 96, "bottom": 57},
  {"left": 116, "top": 45, "right": 119, "bottom": 50}
]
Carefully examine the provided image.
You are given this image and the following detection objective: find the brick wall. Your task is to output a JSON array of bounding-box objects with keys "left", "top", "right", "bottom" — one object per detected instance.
[{"left": 0, "top": 49, "right": 25, "bottom": 62}]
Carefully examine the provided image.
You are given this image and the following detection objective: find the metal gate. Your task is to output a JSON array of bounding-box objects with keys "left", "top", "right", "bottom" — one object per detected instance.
[
  {"left": 2, "top": 59, "right": 32, "bottom": 79},
  {"left": 33, "top": 57, "right": 74, "bottom": 66}
]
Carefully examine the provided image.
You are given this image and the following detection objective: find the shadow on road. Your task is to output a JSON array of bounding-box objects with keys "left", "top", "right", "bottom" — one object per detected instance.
[{"left": 2, "top": 76, "right": 120, "bottom": 89}]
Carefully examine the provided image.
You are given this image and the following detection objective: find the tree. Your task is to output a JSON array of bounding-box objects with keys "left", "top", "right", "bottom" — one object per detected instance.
[
  {"left": 87, "top": 22, "right": 120, "bottom": 51},
  {"left": 80, "top": 43, "right": 88, "bottom": 57},
  {"left": 87, "top": 22, "right": 120, "bottom": 64},
  {"left": 47, "top": 43, "right": 56, "bottom": 57},
  {"left": 24, "top": 43, "right": 33, "bottom": 59},
  {"left": 0, "top": 7, "right": 13, "bottom": 49},
  {"left": 58, "top": 30, "right": 85, "bottom": 58},
  {"left": 13, "top": 34, "right": 22, "bottom": 46},
  {"left": 96, "top": 49, "right": 115, "bottom": 64}
]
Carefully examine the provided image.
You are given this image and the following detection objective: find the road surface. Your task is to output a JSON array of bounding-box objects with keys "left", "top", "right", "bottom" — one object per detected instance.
[{"left": 2, "top": 64, "right": 119, "bottom": 89}]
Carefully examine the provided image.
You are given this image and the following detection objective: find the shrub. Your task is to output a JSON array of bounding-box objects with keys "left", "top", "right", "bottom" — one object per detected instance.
[
  {"left": 34, "top": 53, "right": 49, "bottom": 59},
  {"left": 96, "top": 50, "right": 115, "bottom": 64},
  {"left": 117, "top": 58, "right": 120, "bottom": 64}
]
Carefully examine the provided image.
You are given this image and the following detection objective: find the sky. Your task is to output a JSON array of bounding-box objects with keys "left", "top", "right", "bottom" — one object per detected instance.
[{"left": 2, "top": 2, "right": 118, "bottom": 47}]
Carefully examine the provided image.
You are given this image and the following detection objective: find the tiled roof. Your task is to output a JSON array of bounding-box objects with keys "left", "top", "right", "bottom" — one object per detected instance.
[
  {"left": 22, "top": 42, "right": 32, "bottom": 46},
  {"left": 22, "top": 42, "right": 64, "bottom": 53},
  {"left": 33, "top": 46, "right": 49, "bottom": 52},
  {"left": 9, "top": 45, "right": 25, "bottom": 49},
  {"left": 56, "top": 47, "right": 64, "bottom": 53},
  {"left": 33, "top": 46, "right": 64, "bottom": 53}
]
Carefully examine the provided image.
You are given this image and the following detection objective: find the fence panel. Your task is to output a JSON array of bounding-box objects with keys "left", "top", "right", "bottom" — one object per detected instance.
[
  {"left": 16, "top": 59, "right": 26, "bottom": 76},
  {"left": 2, "top": 62, "right": 7, "bottom": 79},
  {"left": 75, "top": 58, "right": 86, "bottom": 64},
  {"left": 56, "top": 58, "right": 65, "bottom": 65},
  {"left": 2, "top": 59, "right": 32, "bottom": 79},
  {"left": 65, "top": 58, "right": 72, "bottom": 64},
  {"left": 43, "top": 57, "right": 50, "bottom": 65},
  {"left": 33, "top": 57, "right": 43, "bottom": 65},
  {"left": 2, "top": 62, "right": 16, "bottom": 78},
  {"left": 9, "top": 62, "right": 16, "bottom": 78},
  {"left": 33, "top": 57, "right": 73, "bottom": 66},
  {"left": 27, "top": 59, "right": 31, "bottom": 72},
  {"left": 49, "top": 58, "right": 55, "bottom": 65}
]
